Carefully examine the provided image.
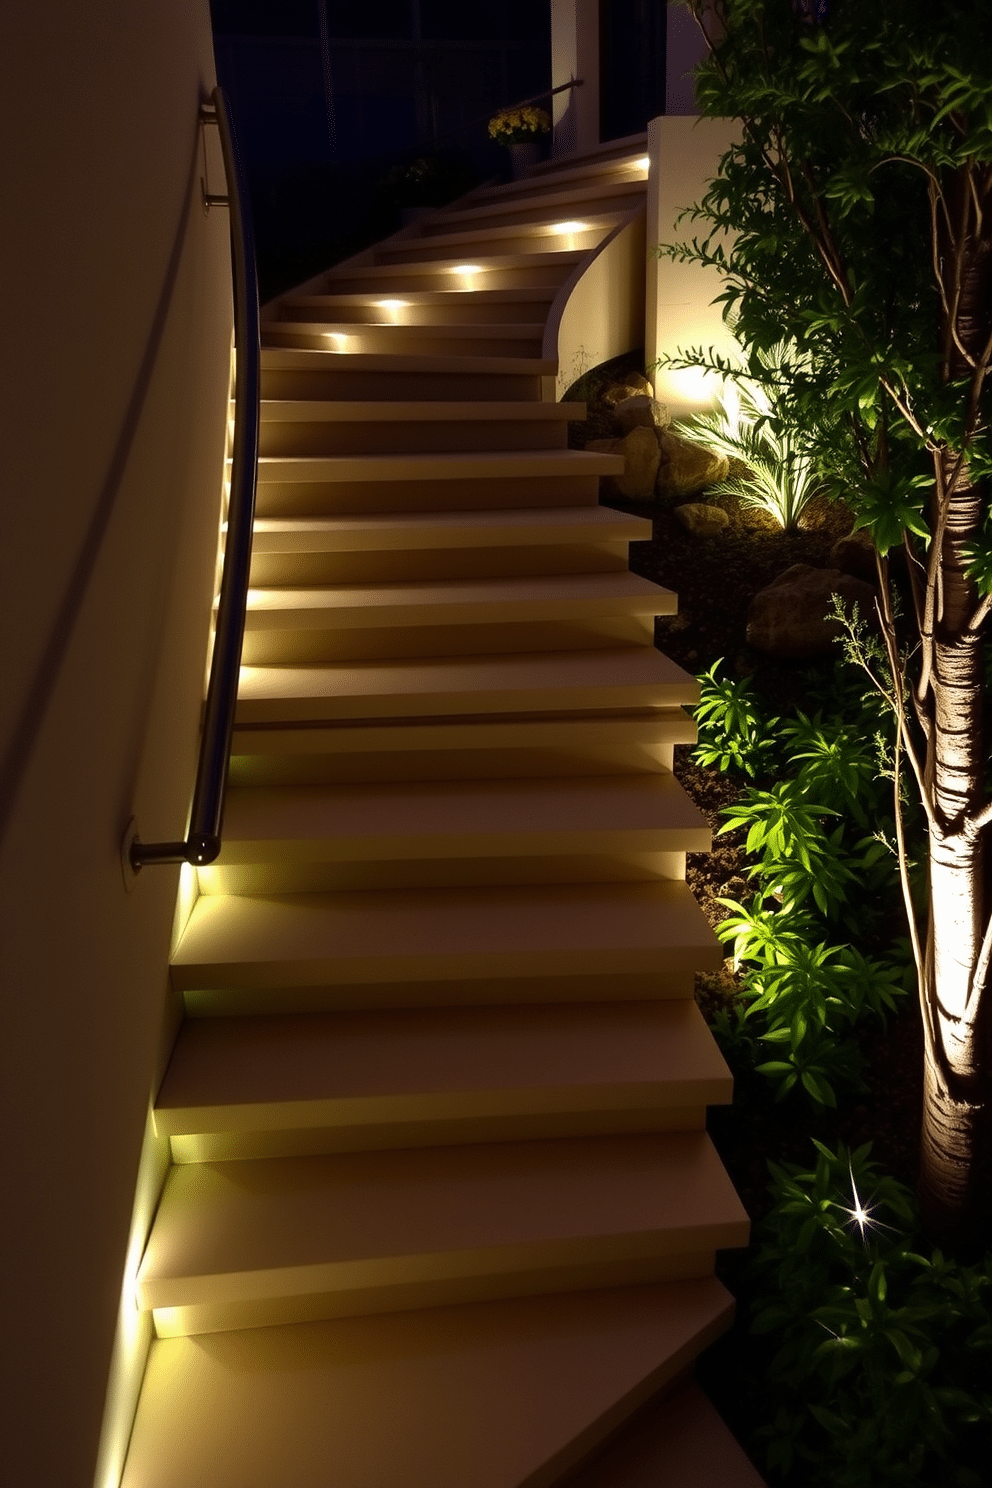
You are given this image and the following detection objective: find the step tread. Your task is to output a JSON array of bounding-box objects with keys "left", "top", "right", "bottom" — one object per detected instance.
[
  {"left": 260, "top": 348, "right": 558, "bottom": 375},
  {"left": 170, "top": 879, "right": 720, "bottom": 990},
  {"left": 136, "top": 1132, "right": 747, "bottom": 1310},
  {"left": 120, "top": 1281, "right": 733, "bottom": 1488},
  {"left": 257, "top": 400, "right": 586, "bottom": 423},
  {"left": 274, "top": 289, "right": 560, "bottom": 315},
  {"left": 234, "top": 646, "right": 700, "bottom": 723},
  {"left": 155, "top": 1001, "right": 731, "bottom": 1134},
  {"left": 216, "top": 774, "right": 709, "bottom": 854},
  {"left": 442, "top": 181, "right": 646, "bottom": 226},
  {"left": 242, "top": 571, "right": 674, "bottom": 627},
  {"left": 374, "top": 215, "right": 620, "bottom": 255},
  {"left": 569, "top": 1381, "right": 768, "bottom": 1488},
  {"left": 269, "top": 320, "right": 547, "bottom": 336},
  {"left": 248, "top": 506, "right": 651, "bottom": 553},
  {"left": 254, "top": 448, "right": 623, "bottom": 481}
]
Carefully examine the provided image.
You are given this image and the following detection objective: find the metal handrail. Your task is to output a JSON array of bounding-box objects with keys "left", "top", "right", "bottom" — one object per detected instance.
[{"left": 130, "top": 86, "right": 260, "bottom": 871}]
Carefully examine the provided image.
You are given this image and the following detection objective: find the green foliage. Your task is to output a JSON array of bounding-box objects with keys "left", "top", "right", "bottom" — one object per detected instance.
[
  {"left": 692, "top": 660, "right": 780, "bottom": 778},
  {"left": 669, "top": 339, "right": 829, "bottom": 530},
  {"left": 656, "top": 0, "right": 992, "bottom": 564},
  {"left": 745, "top": 1141, "right": 992, "bottom": 1485},
  {"left": 694, "top": 660, "right": 908, "bottom": 1105}
]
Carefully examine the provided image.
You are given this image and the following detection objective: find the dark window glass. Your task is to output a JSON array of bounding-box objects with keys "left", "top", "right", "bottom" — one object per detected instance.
[
  {"left": 420, "top": 0, "right": 503, "bottom": 39},
  {"left": 323, "top": 0, "right": 413, "bottom": 37},
  {"left": 211, "top": 0, "right": 320, "bottom": 36},
  {"left": 599, "top": 0, "right": 667, "bottom": 140}
]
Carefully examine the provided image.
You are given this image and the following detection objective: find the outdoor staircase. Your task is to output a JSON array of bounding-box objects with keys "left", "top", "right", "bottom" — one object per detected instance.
[{"left": 122, "top": 135, "right": 764, "bottom": 1488}]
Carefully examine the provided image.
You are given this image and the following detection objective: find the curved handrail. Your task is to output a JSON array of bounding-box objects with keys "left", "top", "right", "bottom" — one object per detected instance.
[{"left": 131, "top": 86, "right": 260, "bottom": 870}]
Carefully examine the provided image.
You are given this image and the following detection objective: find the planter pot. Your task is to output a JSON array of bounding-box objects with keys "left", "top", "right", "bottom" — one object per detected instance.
[{"left": 508, "top": 141, "right": 544, "bottom": 179}]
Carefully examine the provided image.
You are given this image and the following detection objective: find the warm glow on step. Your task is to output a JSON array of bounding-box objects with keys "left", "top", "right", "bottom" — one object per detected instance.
[
  {"left": 451, "top": 265, "right": 484, "bottom": 289},
  {"left": 323, "top": 331, "right": 351, "bottom": 351}
]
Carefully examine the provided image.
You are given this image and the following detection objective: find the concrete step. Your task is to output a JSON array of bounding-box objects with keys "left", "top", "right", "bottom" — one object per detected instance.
[
  {"left": 234, "top": 646, "right": 700, "bottom": 726},
  {"left": 569, "top": 1380, "right": 768, "bottom": 1488},
  {"left": 315, "top": 249, "right": 584, "bottom": 296},
  {"left": 373, "top": 217, "right": 614, "bottom": 265},
  {"left": 238, "top": 571, "right": 670, "bottom": 665},
  {"left": 245, "top": 505, "right": 646, "bottom": 585},
  {"left": 256, "top": 399, "right": 583, "bottom": 458},
  {"left": 120, "top": 1281, "right": 734, "bottom": 1488},
  {"left": 259, "top": 346, "right": 556, "bottom": 402},
  {"left": 428, "top": 181, "right": 645, "bottom": 235},
  {"left": 228, "top": 708, "right": 696, "bottom": 788},
  {"left": 198, "top": 772, "right": 709, "bottom": 894},
  {"left": 136, "top": 1132, "right": 748, "bottom": 1336},
  {"left": 154, "top": 999, "right": 733, "bottom": 1163},
  {"left": 171, "top": 878, "right": 721, "bottom": 1016},
  {"left": 253, "top": 442, "right": 617, "bottom": 517},
  {"left": 264, "top": 320, "right": 546, "bottom": 358},
  {"left": 270, "top": 286, "right": 560, "bottom": 327}
]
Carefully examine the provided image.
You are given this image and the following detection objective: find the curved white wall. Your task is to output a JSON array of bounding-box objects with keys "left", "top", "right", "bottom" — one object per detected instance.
[{"left": 0, "top": 6, "right": 232, "bottom": 1485}]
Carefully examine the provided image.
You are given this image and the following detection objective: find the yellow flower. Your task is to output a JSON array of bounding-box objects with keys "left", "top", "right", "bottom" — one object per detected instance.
[{"left": 487, "top": 105, "right": 551, "bottom": 145}]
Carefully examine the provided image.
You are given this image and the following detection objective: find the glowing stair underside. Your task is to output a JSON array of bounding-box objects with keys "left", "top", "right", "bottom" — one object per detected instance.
[{"left": 122, "top": 134, "right": 764, "bottom": 1488}]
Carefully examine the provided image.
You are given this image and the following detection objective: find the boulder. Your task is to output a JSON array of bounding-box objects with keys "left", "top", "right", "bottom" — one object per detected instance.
[
  {"left": 830, "top": 529, "right": 877, "bottom": 583},
  {"left": 673, "top": 502, "right": 730, "bottom": 537},
  {"left": 747, "top": 564, "right": 877, "bottom": 659},
  {"left": 656, "top": 431, "right": 729, "bottom": 498},
  {"left": 614, "top": 395, "right": 671, "bottom": 436},
  {"left": 587, "top": 425, "right": 660, "bottom": 500},
  {"left": 602, "top": 372, "right": 655, "bottom": 406}
]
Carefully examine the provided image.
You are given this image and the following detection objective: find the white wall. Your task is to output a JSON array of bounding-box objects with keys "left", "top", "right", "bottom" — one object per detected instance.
[
  {"left": 646, "top": 114, "right": 741, "bottom": 418},
  {"left": 0, "top": 6, "right": 232, "bottom": 1485}
]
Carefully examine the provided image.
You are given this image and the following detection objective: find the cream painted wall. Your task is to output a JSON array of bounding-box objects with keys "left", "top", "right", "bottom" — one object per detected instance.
[
  {"left": 645, "top": 115, "right": 741, "bottom": 417},
  {"left": 0, "top": 5, "right": 232, "bottom": 1485}
]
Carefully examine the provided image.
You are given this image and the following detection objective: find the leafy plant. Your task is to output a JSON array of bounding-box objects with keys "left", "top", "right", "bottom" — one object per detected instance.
[
  {"left": 744, "top": 1141, "right": 992, "bottom": 1486},
  {"left": 692, "top": 659, "right": 780, "bottom": 778},
  {"left": 670, "top": 339, "right": 829, "bottom": 530}
]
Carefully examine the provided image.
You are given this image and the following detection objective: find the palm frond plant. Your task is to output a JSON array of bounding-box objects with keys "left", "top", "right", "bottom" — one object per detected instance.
[{"left": 672, "top": 340, "right": 828, "bottom": 531}]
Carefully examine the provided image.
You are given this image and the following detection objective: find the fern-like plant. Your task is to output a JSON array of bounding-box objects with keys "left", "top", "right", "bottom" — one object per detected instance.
[{"left": 673, "top": 340, "right": 826, "bottom": 531}]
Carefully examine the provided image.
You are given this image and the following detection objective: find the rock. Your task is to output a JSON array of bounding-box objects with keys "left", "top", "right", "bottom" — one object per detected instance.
[
  {"left": 656, "top": 431, "right": 729, "bottom": 498},
  {"left": 588, "top": 426, "right": 660, "bottom": 500},
  {"left": 673, "top": 502, "right": 730, "bottom": 537},
  {"left": 602, "top": 372, "right": 655, "bottom": 406},
  {"left": 747, "top": 564, "right": 877, "bottom": 659},
  {"left": 830, "top": 529, "right": 877, "bottom": 583},
  {"left": 613, "top": 395, "right": 671, "bottom": 436}
]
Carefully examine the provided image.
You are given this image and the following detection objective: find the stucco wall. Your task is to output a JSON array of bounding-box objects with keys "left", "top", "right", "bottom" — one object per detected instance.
[{"left": 0, "top": 5, "right": 232, "bottom": 1484}]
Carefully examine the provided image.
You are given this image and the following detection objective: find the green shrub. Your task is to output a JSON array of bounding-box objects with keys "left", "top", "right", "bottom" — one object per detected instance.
[{"left": 745, "top": 1141, "right": 992, "bottom": 1486}]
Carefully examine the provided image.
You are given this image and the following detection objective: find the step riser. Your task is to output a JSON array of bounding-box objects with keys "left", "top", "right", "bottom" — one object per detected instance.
[
  {"left": 197, "top": 851, "right": 689, "bottom": 898},
  {"left": 181, "top": 971, "right": 704, "bottom": 1019},
  {"left": 167, "top": 1105, "right": 718, "bottom": 1166},
  {"left": 318, "top": 263, "right": 575, "bottom": 293},
  {"left": 228, "top": 714, "right": 691, "bottom": 786},
  {"left": 258, "top": 419, "right": 569, "bottom": 458},
  {"left": 149, "top": 1250, "right": 720, "bottom": 1340},
  {"left": 265, "top": 328, "right": 545, "bottom": 358},
  {"left": 239, "top": 617, "right": 655, "bottom": 667},
  {"left": 248, "top": 544, "right": 629, "bottom": 588},
  {"left": 254, "top": 474, "right": 601, "bottom": 517},
  {"left": 375, "top": 229, "right": 602, "bottom": 263},
  {"left": 260, "top": 368, "right": 544, "bottom": 401},
  {"left": 425, "top": 190, "right": 645, "bottom": 235},
  {"left": 228, "top": 740, "right": 679, "bottom": 786},
  {"left": 274, "top": 298, "right": 558, "bottom": 327}
]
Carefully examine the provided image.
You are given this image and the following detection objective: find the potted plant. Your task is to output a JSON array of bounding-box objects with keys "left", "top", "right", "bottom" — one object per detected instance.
[{"left": 487, "top": 105, "right": 551, "bottom": 178}]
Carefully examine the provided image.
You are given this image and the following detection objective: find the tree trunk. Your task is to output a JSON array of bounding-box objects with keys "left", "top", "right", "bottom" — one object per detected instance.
[
  {"left": 917, "top": 467, "right": 992, "bottom": 1250},
  {"left": 915, "top": 165, "right": 992, "bottom": 1251}
]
